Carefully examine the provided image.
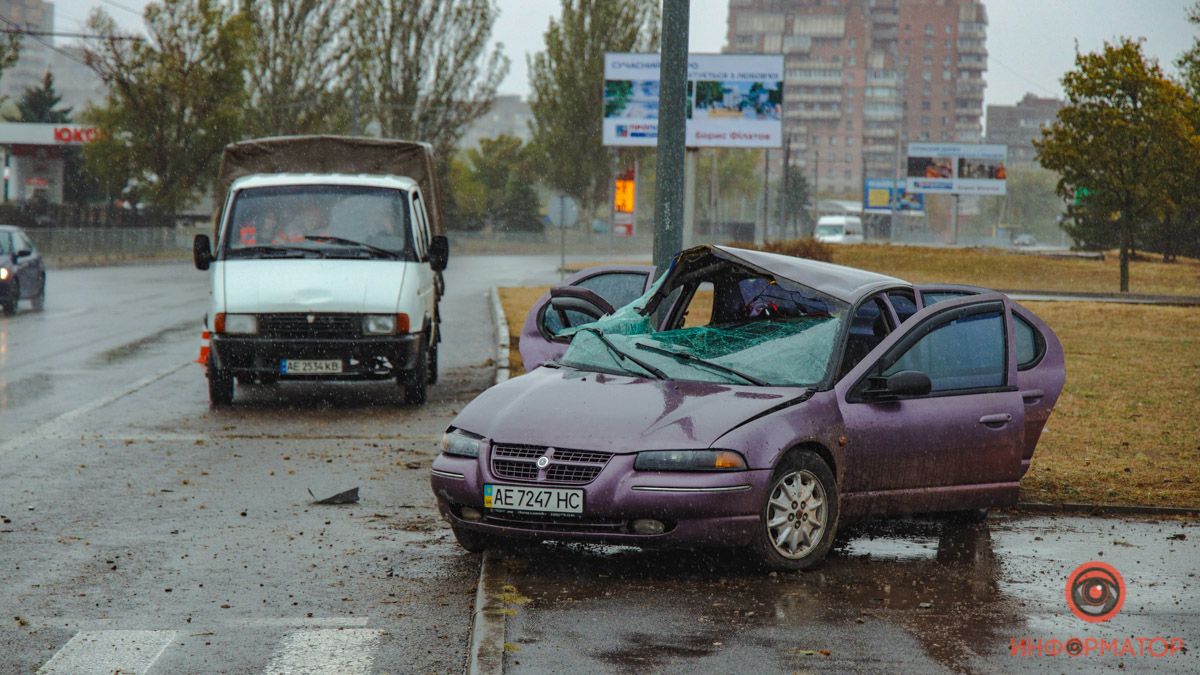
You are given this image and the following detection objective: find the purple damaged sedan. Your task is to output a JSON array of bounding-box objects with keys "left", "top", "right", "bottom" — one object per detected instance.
[{"left": 430, "top": 245, "right": 1065, "bottom": 569}]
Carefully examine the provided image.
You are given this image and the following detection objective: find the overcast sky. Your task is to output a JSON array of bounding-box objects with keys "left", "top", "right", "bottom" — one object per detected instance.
[{"left": 50, "top": 0, "right": 1199, "bottom": 108}]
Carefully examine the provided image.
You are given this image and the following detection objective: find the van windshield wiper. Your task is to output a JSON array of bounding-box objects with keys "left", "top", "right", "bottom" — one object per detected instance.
[
  {"left": 578, "top": 328, "right": 668, "bottom": 380},
  {"left": 634, "top": 341, "right": 767, "bottom": 386},
  {"left": 229, "top": 245, "right": 316, "bottom": 258},
  {"left": 303, "top": 235, "right": 400, "bottom": 259}
]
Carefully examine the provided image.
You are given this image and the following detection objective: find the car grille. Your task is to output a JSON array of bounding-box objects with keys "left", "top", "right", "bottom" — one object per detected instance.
[
  {"left": 259, "top": 313, "right": 362, "bottom": 339},
  {"left": 481, "top": 512, "right": 628, "bottom": 533},
  {"left": 490, "top": 444, "right": 613, "bottom": 485}
]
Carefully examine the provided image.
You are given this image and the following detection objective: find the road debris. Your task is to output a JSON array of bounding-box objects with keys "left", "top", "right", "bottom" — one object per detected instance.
[{"left": 308, "top": 487, "right": 360, "bottom": 505}]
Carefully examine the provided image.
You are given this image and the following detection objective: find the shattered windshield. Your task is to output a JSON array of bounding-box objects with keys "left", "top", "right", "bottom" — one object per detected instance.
[
  {"left": 221, "top": 185, "right": 416, "bottom": 260},
  {"left": 560, "top": 272, "right": 846, "bottom": 386}
]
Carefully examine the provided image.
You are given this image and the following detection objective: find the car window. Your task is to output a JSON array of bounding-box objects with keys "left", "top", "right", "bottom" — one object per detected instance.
[
  {"left": 680, "top": 281, "right": 715, "bottom": 327},
  {"left": 839, "top": 295, "right": 892, "bottom": 378},
  {"left": 1014, "top": 313, "right": 1044, "bottom": 369},
  {"left": 413, "top": 194, "right": 430, "bottom": 258},
  {"left": 887, "top": 291, "right": 918, "bottom": 322},
  {"left": 0, "top": 232, "right": 11, "bottom": 254},
  {"left": 884, "top": 309, "right": 1006, "bottom": 393},
  {"left": 15, "top": 231, "right": 34, "bottom": 252},
  {"left": 542, "top": 271, "right": 650, "bottom": 336},
  {"left": 921, "top": 290, "right": 973, "bottom": 305}
]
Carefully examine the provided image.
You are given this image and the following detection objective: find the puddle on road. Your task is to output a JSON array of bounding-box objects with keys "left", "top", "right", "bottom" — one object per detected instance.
[{"left": 93, "top": 320, "right": 197, "bottom": 365}]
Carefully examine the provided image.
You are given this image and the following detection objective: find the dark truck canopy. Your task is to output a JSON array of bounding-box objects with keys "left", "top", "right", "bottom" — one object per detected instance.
[{"left": 214, "top": 135, "right": 444, "bottom": 236}]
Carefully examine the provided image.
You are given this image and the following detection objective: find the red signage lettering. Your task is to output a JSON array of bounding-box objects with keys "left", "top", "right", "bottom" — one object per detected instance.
[{"left": 53, "top": 127, "right": 100, "bottom": 144}]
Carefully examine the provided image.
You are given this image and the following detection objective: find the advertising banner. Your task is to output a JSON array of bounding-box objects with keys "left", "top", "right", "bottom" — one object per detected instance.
[
  {"left": 863, "top": 178, "right": 924, "bottom": 214},
  {"left": 905, "top": 143, "right": 1008, "bottom": 196},
  {"left": 603, "top": 53, "right": 783, "bottom": 148}
]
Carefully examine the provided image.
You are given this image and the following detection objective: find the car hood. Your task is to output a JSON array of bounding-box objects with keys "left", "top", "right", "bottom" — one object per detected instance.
[
  {"left": 451, "top": 366, "right": 808, "bottom": 452},
  {"left": 219, "top": 259, "right": 409, "bottom": 313}
]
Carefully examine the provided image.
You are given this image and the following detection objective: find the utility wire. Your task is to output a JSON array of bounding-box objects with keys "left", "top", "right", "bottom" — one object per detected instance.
[
  {"left": 989, "top": 53, "right": 1058, "bottom": 97},
  {"left": 0, "top": 13, "right": 93, "bottom": 68},
  {"left": 97, "top": 0, "right": 144, "bottom": 17},
  {"left": 0, "top": 28, "right": 142, "bottom": 41}
]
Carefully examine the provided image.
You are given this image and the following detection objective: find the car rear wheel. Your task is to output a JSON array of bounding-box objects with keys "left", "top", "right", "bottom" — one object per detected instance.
[
  {"left": 31, "top": 275, "right": 45, "bottom": 311},
  {"left": 750, "top": 450, "right": 838, "bottom": 571},
  {"left": 207, "top": 357, "right": 234, "bottom": 407}
]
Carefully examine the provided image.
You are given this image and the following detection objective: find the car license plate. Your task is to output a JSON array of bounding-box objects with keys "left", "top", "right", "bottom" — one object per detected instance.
[
  {"left": 484, "top": 484, "right": 583, "bottom": 515},
  {"left": 281, "top": 359, "right": 343, "bottom": 374}
]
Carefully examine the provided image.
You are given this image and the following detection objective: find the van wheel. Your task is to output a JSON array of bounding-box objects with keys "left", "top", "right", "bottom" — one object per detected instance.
[
  {"left": 426, "top": 340, "right": 439, "bottom": 385},
  {"left": 207, "top": 357, "right": 234, "bottom": 407},
  {"left": 400, "top": 346, "right": 428, "bottom": 405},
  {"left": 749, "top": 450, "right": 838, "bottom": 571}
]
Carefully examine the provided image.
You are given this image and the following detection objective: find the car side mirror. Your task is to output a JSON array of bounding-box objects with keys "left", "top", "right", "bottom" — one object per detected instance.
[
  {"left": 863, "top": 370, "right": 932, "bottom": 400},
  {"left": 548, "top": 286, "right": 616, "bottom": 322},
  {"left": 429, "top": 235, "right": 448, "bottom": 272},
  {"left": 14, "top": 248, "right": 31, "bottom": 259},
  {"left": 193, "top": 234, "right": 213, "bottom": 271}
]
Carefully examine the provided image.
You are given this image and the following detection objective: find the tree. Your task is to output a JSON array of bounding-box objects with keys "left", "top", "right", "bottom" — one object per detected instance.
[
  {"left": 978, "top": 166, "right": 1065, "bottom": 240},
  {"left": 243, "top": 0, "right": 354, "bottom": 136},
  {"left": 1177, "top": 2, "right": 1200, "bottom": 99},
  {"left": 775, "top": 165, "right": 812, "bottom": 238},
  {"left": 83, "top": 1, "right": 252, "bottom": 215},
  {"left": 350, "top": 0, "right": 509, "bottom": 160},
  {"left": 527, "top": 0, "right": 659, "bottom": 217},
  {"left": 1035, "top": 39, "right": 1191, "bottom": 291},
  {"left": 494, "top": 174, "right": 542, "bottom": 233},
  {"left": 13, "top": 71, "right": 71, "bottom": 123},
  {"left": 0, "top": 33, "right": 21, "bottom": 104},
  {"left": 445, "top": 156, "right": 487, "bottom": 231},
  {"left": 461, "top": 135, "right": 542, "bottom": 232}
]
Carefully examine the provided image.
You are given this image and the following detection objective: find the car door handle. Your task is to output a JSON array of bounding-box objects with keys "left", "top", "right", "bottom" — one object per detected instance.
[
  {"left": 979, "top": 413, "right": 1012, "bottom": 427},
  {"left": 1021, "top": 389, "right": 1044, "bottom": 403}
]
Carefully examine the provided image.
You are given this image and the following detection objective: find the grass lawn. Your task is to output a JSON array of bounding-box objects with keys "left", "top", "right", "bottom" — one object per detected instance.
[
  {"left": 497, "top": 288, "right": 1200, "bottom": 508},
  {"left": 563, "top": 244, "right": 1200, "bottom": 297}
]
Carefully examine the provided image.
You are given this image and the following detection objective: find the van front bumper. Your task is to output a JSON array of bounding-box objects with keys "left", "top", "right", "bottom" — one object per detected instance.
[{"left": 211, "top": 334, "right": 420, "bottom": 380}]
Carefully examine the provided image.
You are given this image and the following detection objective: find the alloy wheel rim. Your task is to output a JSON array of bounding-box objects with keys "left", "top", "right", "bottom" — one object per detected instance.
[{"left": 766, "top": 469, "right": 827, "bottom": 560}]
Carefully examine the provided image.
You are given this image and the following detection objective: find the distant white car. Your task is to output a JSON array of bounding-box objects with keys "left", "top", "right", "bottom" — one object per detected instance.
[{"left": 813, "top": 216, "right": 864, "bottom": 244}]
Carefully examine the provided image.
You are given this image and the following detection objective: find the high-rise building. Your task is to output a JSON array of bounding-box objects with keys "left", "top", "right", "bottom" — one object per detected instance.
[
  {"left": 0, "top": 0, "right": 56, "bottom": 101},
  {"left": 986, "top": 93, "right": 1063, "bottom": 166},
  {"left": 726, "top": 0, "right": 988, "bottom": 196}
]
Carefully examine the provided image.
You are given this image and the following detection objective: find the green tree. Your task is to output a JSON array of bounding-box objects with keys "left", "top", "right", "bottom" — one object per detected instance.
[
  {"left": 1177, "top": 2, "right": 1200, "bottom": 98},
  {"left": 13, "top": 71, "right": 71, "bottom": 123},
  {"left": 350, "top": 0, "right": 509, "bottom": 160},
  {"left": 465, "top": 135, "right": 527, "bottom": 215},
  {"left": 774, "top": 166, "right": 812, "bottom": 238},
  {"left": 527, "top": 0, "right": 659, "bottom": 218},
  {"left": 445, "top": 156, "right": 487, "bottom": 231},
  {"left": 1035, "top": 39, "right": 1189, "bottom": 291},
  {"left": 0, "top": 33, "right": 21, "bottom": 104},
  {"left": 494, "top": 174, "right": 542, "bottom": 233},
  {"left": 83, "top": 1, "right": 252, "bottom": 215},
  {"left": 243, "top": 0, "right": 354, "bottom": 136}
]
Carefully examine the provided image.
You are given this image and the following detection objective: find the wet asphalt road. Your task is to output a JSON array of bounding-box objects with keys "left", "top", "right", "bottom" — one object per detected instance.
[
  {"left": 0, "top": 257, "right": 1197, "bottom": 674},
  {"left": 0, "top": 255, "right": 566, "bottom": 673}
]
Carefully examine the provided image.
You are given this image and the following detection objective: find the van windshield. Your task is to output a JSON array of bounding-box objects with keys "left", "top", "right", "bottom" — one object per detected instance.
[
  {"left": 221, "top": 185, "right": 416, "bottom": 261},
  {"left": 815, "top": 224, "right": 845, "bottom": 236}
]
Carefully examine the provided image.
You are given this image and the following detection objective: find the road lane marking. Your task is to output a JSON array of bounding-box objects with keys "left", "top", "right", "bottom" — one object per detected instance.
[
  {"left": 38, "top": 630, "right": 175, "bottom": 675},
  {"left": 263, "top": 628, "right": 383, "bottom": 675},
  {"left": 0, "top": 361, "right": 190, "bottom": 456}
]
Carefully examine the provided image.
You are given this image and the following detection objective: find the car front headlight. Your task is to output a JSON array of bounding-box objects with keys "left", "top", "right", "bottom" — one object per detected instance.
[
  {"left": 440, "top": 429, "right": 484, "bottom": 458},
  {"left": 634, "top": 449, "right": 747, "bottom": 472},
  {"left": 363, "top": 314, "right": 396, "bottom": 335},
  {"left": 0, "top": 267, "right": 8, "bottom": 280},
  {"left": 215, "top": 313, "right": 257, "bottom": 335}
]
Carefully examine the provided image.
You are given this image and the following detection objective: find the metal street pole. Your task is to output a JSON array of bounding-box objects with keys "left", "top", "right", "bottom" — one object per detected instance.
[{"left": 652, "top": 0, "right": 689, "bottom": 275}]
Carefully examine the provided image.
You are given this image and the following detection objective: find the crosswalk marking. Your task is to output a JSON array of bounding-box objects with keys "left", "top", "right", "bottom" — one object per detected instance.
[
  {"left": 38, "top": 629, "right": 175, "bottom": 675},
  {"left": 262, "top": 628, "right": 384, "bottom": 675}
]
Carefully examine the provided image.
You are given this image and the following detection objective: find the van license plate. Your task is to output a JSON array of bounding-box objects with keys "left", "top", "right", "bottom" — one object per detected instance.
[
  {"left": 281, "top": 359, "right": 343, "bottom": 374},
  {"left": 484, "top": 484, "right": 583, "bottom": 514}
]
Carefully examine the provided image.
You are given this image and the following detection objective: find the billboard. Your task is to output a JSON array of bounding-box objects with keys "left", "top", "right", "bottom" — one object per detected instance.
[
  {"left": 603, "top": 53, "right": 783, "bottom": 148},
  {"left": 905, "top": 143, "right": 1008, "bottom": 196},
  {"left": 863, "top": 178, "right": 924, "bottom": 214}
]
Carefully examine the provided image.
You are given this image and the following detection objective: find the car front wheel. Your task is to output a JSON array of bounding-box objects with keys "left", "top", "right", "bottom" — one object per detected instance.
[
  {"left": 749, "top": 450, "right": 839, "bottom": 571},
  {"left": 207, "top": 357, "right": 234, "bottom": 407},
  {"left": 2, "top": 280, "right": 17, "bottom": 316}
]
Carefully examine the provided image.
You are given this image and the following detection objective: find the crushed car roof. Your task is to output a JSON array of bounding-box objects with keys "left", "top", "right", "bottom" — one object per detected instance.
[{"left": 674, "top": 244, "right": 909, "bottom": 304}]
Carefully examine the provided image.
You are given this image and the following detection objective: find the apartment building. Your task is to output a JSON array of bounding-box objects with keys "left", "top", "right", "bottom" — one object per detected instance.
[
  {"left": 726, "top": 0, "right": 988, "bottom": 196},
  {"left": 986, "top": 92, "right": 1063, "bottom": 166}
]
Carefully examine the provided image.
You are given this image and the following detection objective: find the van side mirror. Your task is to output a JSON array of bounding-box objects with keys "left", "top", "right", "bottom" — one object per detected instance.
[
  {"left": 14, "top": 248, "right": 32, "bottom": 259},
  {"left": 863, "top": 370, "right": 932, "bottom": 400},
  {"left": 193, "top": 234, "right": 213, "bottom": 271},
  {"left": 429, "top": 235, "right": 448, "bottom": 272}
]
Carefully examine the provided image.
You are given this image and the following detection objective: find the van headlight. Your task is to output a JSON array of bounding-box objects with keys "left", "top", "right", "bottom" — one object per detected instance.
[
  {"left": 363, "top": 314, "right": 396, "bottom": 334},
  {"left": 215, "top": 313, "right": 257, "bottom": 335},
  {"left": 634, "top": 449, "right": 747, "bottom": 472},
  {"left": 440, "top": 429, "right": 484, "bottom": 458}
]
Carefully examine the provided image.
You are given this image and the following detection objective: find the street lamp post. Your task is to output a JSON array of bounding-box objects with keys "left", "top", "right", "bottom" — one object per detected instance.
[{"left": 652, "top": 0, "right": 690, "bottom": 275}]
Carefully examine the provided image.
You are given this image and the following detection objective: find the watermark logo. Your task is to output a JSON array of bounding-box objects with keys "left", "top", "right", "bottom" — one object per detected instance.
[{"left": 1065, "top": 561, "right": 1125, "bottom": 623}]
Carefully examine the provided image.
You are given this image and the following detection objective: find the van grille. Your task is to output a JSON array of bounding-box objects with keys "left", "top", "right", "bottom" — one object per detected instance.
[{"left": 259, "top": 313, "right": 362, "bottom": 339}]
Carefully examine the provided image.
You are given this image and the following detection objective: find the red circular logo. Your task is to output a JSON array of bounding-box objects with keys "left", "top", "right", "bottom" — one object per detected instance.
[{"left": 1065, "top": 561, "right": 1125, "bottom": 623}]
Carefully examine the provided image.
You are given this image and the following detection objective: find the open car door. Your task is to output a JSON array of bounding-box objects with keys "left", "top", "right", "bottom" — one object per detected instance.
[{"left": 517, "top": 265, "right": 656, "bottom": 371}]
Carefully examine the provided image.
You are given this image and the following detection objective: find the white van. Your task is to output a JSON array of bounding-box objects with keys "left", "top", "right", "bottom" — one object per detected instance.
[
  {"left": 813, "top": 215, "right": 864, "bottom": 244},
  {"left": 193, "top": 137, "right": 448, "bottom": 407}
]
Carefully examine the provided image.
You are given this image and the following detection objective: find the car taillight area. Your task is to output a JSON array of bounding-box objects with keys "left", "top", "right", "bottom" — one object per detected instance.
[{"left": 490, "top": 444, "right": 613, "bottom": 485}]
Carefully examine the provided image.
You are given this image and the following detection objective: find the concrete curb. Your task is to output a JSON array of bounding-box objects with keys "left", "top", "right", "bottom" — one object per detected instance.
[
  {"left": 467, "top": 550, "right": 507, "bottom": 675},
  {"left": 1015, "top": 502, "right": 1200, "bottom": 517},
  {"left": 489, "top": 287, "right": 510, "bottom": 386}
]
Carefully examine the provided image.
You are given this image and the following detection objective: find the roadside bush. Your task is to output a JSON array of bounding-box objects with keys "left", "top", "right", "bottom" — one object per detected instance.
[{"left": 725, "top": 237, "right": 834, "bottom": 263}]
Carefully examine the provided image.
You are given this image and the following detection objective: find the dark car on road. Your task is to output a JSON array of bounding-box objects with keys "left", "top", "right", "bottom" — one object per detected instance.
[
  {"left": 0, "top": 225, "right": 46, "bottom": 316},
  {"left": 431, "top": 245, "right": 1065, "bottom": 570}
]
